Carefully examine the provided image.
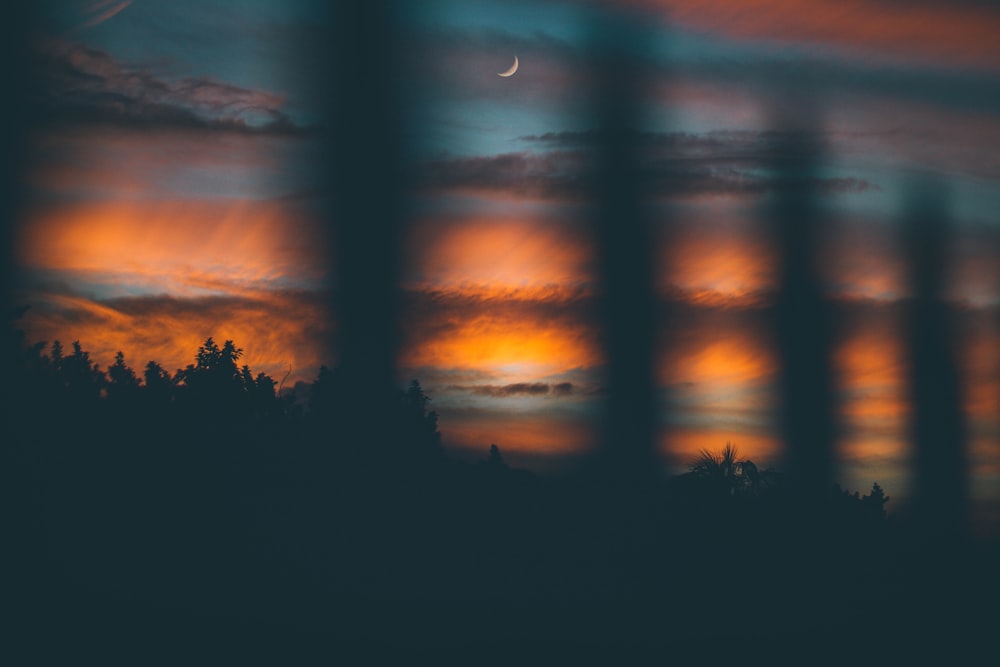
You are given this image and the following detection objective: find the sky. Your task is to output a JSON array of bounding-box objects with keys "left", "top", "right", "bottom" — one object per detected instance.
[{"left": 13, "top": 0, "right": 1000, "bottom": 520}]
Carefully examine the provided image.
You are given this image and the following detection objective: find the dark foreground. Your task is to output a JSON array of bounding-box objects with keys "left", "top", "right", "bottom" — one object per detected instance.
[
  {"left": 7, "top": 340, "right": 996, "bottom": 663},
  {"left": 10, "top": 434, "right": 998, "bottom": 664}
]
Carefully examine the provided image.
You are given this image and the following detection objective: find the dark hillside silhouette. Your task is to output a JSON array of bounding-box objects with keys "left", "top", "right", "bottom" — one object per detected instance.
[
  {"left": 8, "top": 329, "right": 996, "bottom": 660},
  {"left": 586, "top": 7, "right": 659, "bottom": 490}
]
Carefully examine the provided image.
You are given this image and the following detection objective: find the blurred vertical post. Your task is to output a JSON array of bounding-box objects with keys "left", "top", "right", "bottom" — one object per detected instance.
[
  {"left": 767, "top": 106, "right": 837, "bottom": 500},
  {"left": 585, "top": 7, "right": 659, "bottom": 489},
  {"left": 323, "top": 1, "right": 409, "bottom": 458},
  {"left": 1, "top": 6, "right": 31, "bottom": 383},
  {"left": 3, "top": 3, "right": 37, "bottom": 642},
  {"left": 901, "top": 179, "right": 968, "bottom": 539}
]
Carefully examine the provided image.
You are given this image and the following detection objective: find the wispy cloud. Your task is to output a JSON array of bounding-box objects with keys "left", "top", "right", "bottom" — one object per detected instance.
[
  {"left": 29, "top": 38, "right": 312, "bottom": 135},
  {"left": 403, "top": 213, "right": 595, "bottom": 291},
  {"left": 418, "top": 130, "right": 876, "bottom": 200},
  {"left": 18, "top": 199, "right": 329, "bottom": 296},
  {"left": 458, "top": 382, "right": 575, "bottom": 397},
  {"left": 80, "top": 1, "right": 132, "bottom": 29}
]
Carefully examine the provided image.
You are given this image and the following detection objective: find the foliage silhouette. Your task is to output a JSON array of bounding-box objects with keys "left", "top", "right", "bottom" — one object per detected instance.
[
  {"left": 106, "top": 351, "right": 140, "bottom": 403},
  {"left": 684, "top": 442, "right": 775, "bottom": 497},
  {"left": 143, "top": 360, "right": 174, "bottom": 402},
  {"left": 486, "top": 443, "right": 505, "bottom": 468},
  {"left": 7, "top": 329, "right": 994, "bottom": 657}
]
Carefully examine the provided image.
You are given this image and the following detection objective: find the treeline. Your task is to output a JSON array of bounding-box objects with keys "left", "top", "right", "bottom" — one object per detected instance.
[
  {"left": 12, "top": 335, "right": 442, "bottom": 456},
  {"left": 12, "top": 334, "right": 890, "bottom": 511},
  {"left": 18, "top": 337, "right": 287, "bottom": 418},
  {"left": 11, "top": 333, "right": 983, "bottom": 656}
]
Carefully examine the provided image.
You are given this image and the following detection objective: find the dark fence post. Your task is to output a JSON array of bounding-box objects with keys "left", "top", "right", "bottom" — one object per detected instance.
[
  {"left": 4, "top": 3, "right": 39, "bottom": 647},
  {"left": 901, "top": 178, "right": 968, "bottom": 540},
  {"left": 767, "top": 107, "right": 837, "bottom": 501},
  {"left": 586, "top": 9, "right": 659, "bottom": 492},
  {"left": 1, "top": 7, "right": 32, "bottom": 381},
  {"left": 323, "top": 2, "right": 409, "bottom": 461}
]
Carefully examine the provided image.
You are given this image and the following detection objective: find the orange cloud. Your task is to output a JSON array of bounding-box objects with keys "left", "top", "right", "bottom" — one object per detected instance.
[
  {"left": 957, "top": 318, "right": 1000, "bottom": 489},
  {"left": 835, "top": 321, "right": 904, "bottom": 391},
  {"left": 659, "top": 220, "right": 775, "bottom": 299},
  {"left": 662, "top": 325, "right": 775, "bottom": 387},
  {"left": 400, "top": 213, "right": 600, "bottom": 382},
  {"left": 411, "top": 323, "right": 592, "bottom": 373},
  {"left": 17, "top": 199, "right": 327, "bottom": 295},
  {"left": 399, "top": 287, "right": 601, "bottom": 381},
  {"left": 960, "top": 332, "right": 998, "bottom": 418},
  {"left": 403, "top": 214, "right": 595, "bottom": 291},
  {"left": 675, "top": 339, "right": 772, "bottom": 386},
  {"left": 629, "top": 0, "right": 1000, "bottom": 70}
]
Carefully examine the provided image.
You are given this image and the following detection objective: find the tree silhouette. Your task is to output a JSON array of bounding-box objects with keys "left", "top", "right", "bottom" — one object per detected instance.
[
  {"left": 240, "top": 363, "right": 278, "bottom": 417},
  {"left": 861, "top": 482, "right": 890, "bottom": 520},
  {"left": 143, "top": 360, "right": 174, "bottom": 402},
  {"left": 58, "top": 340, "right": 105, "bottom": 401},
  {"left": 308, "top": 364, "right": 343, "bottom": 416},
  {"left": 106, "top": 351, "right": 140, "bottom": 403},
  {"left": 168, "top": 338, "right": 282, "bottom": 423},
  {"left": 178, "top": 338, "right": 243, "bottom": 394},
  {"left": 486, "top": 444, "right": 505, "bottom": 468},
  {"left": 685, "top": 443, "right": 771, "bottom": 498},
  {"left": 397, "top": 379, "right": 442, "bottom": 458}
]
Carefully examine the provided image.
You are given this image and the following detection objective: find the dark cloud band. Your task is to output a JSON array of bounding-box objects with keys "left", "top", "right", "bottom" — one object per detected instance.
[{"left": 462, "top": 382, "right": 575, "bottom": 398}]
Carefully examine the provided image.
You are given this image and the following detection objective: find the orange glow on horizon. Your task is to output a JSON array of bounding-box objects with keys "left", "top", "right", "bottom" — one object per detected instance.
[
  {"left": 400, "top": 293, "right": 600, "bottom": 380},
  {"left": 833, "top": 323, "right": 909, "bottom": 493},
  {"left": 663, "top": 429, "right": 782, "bottom": 470},
  {"left": 442, "top": 414, "right": 597, "bottom": 458},
  {"left": 401, "top": 215, "right": 599, "bottom": 381}
]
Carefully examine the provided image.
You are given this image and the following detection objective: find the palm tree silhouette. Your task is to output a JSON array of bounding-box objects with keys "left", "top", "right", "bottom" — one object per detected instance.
[{"left": 688, "top": 443, "right": 764, "bottom": 497}]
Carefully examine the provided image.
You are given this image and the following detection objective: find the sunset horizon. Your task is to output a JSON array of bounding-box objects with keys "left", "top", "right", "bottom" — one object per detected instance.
[{"left": 10, "top": 2, "right": 1000, "bottom": 526}]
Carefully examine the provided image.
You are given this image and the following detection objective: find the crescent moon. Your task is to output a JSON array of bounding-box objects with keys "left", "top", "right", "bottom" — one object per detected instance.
[{"left": 497, "top": 56, "right": 519, "bottom": 77}]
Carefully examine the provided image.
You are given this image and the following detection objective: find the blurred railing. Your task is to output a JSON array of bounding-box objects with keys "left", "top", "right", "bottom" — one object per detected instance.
[{"left": 321, "top": 1, "right": 972, "bottom": 537}]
